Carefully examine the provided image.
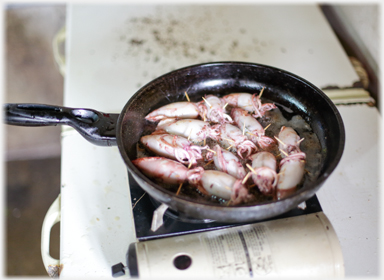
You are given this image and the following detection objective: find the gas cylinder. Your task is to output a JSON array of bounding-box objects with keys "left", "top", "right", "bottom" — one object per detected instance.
[{"left": 113, "top": 212, "right": 344, "bottom": 278}]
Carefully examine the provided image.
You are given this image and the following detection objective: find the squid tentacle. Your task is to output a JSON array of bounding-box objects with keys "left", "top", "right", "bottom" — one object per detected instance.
[
  {"left": 174, "top": 148, "right": 193, "bottom": 165},
  {"left": 279, "top": 152, "right": 306, "bottom": 167},
  {"left": 197, "top": 102, "right": 208, "bottom": 121},
  {"left": 252, "top": 167, "right": 278, "bottom": 195},
  {"left": 208, "top": 124, "right": 221, "bottom": 141},
  {"left": 197, "top": 95, "right": 233, "bottom": 124},
  {"left": 215, "top": 145, "right": 228, "bottom": 174},
  {"left": 257, "top": 135, "right": 276, "bottom": 150},
  {"left": 251, "top": 93, "right": 263, "bottom": 118},
  {"left": 251, "top": 93, "right": 277, "bottom": 118},
  {"left": 186, "top": 167, "right": 205, "bottom": 185},
  {"left": 231, "top": 179, "right": 253, "bottom": 205},
  {"left": 236, "top": 140, "right": 257, "bottom": 159}
]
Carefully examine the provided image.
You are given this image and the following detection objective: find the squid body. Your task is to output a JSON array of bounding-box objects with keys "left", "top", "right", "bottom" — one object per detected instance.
[
  {"left": 140, "top": 133, "right": 207, "bottom": 166},
  {"left": 206, "top": 144, "right": 247, "bottom": 179},
  {"left": 145, "top": 102, "right": 200, "bottom": 122},
  {"left": 221, "top": 92, "right": 276, "bottom": 118},
  {"left": 276, "top": 126, "right": 306, "bottom": 199},
  {"left": 133, "top": 156, "right": 253, "bottom": 205},
  {"left": 248, "top": 151, "right": 278, "bottom": 197},
  {"left": 212, "top": 123, "right": 257, "bottom": 159},
  {"left": 231, "top": 107, "right": 275, "bottom": 150},
  {"left": 132, "top": 157, "right": 203, "bottom": 185},
  {"left": 156, "top": 118, "right": 220, "bottom": 143},
  {"left": 197, "top": 94, "right": 233, "bottom": 124}
]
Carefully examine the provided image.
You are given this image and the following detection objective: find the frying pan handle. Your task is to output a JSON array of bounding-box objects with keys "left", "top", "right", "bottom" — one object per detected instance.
[{"left": 4, "top": 103, "right": 119, "bottom": 146}]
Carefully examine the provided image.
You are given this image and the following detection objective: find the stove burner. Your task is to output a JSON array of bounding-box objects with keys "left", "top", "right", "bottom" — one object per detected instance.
[
  {"left": 148, "top": 195, "right": 215, "bottom": 224},
  {"left": 128, "top": 173, "right": 322, "bottom": 241}
]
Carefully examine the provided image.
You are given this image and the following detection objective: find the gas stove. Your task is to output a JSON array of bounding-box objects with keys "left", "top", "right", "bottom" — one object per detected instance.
[
  {"left": 128, "top": 172, "right": 323, "bottom": 241},
  {"left": 110, "top": 173, "right": 339, "bottom": 278}
]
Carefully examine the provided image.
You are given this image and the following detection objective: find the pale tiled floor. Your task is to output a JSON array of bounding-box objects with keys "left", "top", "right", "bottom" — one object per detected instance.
[{"left": 5, "top": 4, "right": 66, "bottom": 276}]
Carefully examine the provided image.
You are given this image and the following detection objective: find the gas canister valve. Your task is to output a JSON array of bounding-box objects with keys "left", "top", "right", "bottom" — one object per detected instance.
[{"left": 111, "top": 262, "right": 127, "bottom": 278}]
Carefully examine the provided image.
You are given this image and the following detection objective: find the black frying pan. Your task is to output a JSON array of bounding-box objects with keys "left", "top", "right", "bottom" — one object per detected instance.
[{"left": 5, "top": 61, "right": 345, "bottom": 223}]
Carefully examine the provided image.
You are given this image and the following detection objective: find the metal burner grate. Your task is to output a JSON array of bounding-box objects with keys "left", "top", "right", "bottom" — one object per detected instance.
[{"left": 129, "top": 173, "right": 323, "bottom": 241}]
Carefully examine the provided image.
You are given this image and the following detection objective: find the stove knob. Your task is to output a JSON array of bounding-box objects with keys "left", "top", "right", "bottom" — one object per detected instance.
[{"left": 111, "top": 262, "right": 126, "bottom": 278}]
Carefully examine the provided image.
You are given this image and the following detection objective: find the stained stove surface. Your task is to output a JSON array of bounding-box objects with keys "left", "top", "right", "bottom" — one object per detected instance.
[{"left": 128, "top": 173, "right": 323, "bottom": 241}]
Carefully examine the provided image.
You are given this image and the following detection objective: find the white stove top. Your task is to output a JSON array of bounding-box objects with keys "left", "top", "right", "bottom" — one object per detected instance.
[{"left": 58, "top": 4, "right": 379, "bottom": 278}]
